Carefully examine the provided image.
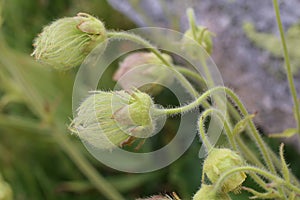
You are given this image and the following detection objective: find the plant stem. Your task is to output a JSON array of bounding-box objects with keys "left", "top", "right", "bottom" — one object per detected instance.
[
  {"left": 53, "top": 127, "right": 125, "bottom": 200},
  {"left": 174, "top": 66, "right": 207, "bottom": 90},
  {"left": 187, "top": 8, "right": 198, "bottom": 40},
  {"left": 107, "top": 31, "right": 198, "bottom": 98},
  {"left": 198, "top": 108, "right": 236, "bottom": 151},
  {"left": 273, "top": 0, "right": 300, "bottom": 135},
  {"left": 157, "top": 87, "right": 276, "bottom": 173},
  {"left": 212, "top": 166, "right": 300, "bottom": 195},
  {"left": 223, "top": 89, "right": 276, "bottom": 173}
]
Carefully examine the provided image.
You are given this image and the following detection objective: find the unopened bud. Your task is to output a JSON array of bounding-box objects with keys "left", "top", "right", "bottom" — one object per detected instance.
[
  {"left": 193, "top": 184, "right": 231, "bottom": 200},
  {"left": 203, "top": 148, "right": 246, "bottom": 192},
  {"left": 71, "top": 90, "right": 156, "bottom": 150},
  {"left": 113, "top": 52, "right": 174, "bottom": 95},
  {"left": 32, "top": 13, "right": 106, "bottom": 70},
  {"left": 182, "top": 26, "right": 213, "bottom": 56}
]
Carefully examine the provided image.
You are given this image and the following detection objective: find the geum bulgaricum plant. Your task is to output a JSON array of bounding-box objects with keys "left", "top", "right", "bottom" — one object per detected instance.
[{"left": 31, "top": 0, "right": 300, "bottom": 199}]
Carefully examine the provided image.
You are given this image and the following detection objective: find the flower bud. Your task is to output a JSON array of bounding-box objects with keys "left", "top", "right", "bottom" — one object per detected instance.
[
  {"left": 193, "top": 185, "right": 231, "bottom": 200},
  {"left": 113, "top": 52, "right": 174, "bottom": 95},
  {"left": 203, "top": 148, "right": 246, "bottom": 192},
  {"left": 31, "top": 12, "right": 106, "bottom": 70},
  {"left": 71, "top": 90, "right": 156, "bottom": 150},
  {"left": 0, "top": 175, "right": 13, "bottom": 200},
  {"left": 182, "top": 26, "right": 213, "bottom": 56}
]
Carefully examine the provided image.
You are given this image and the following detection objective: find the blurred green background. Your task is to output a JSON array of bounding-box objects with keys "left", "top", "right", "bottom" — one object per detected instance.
[{"left": 0, "top": 1, "right": 300, "bottom": 200}]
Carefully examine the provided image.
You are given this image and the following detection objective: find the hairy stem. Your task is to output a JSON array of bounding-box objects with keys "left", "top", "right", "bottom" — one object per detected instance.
[
  {"left": 54, "top": 127, "right": 125, "bottom": 200},
  {"left": 273, "top": 0, "right": 300, "bottom": 135},
  {"left": 213, "top": 166, "right": 300, "bottom": 196},
  {"left": 157, "top": 87, "right": 276, "bottom": 175},
  {"left": 107, "top": 31, "right": 198, "bottom": 98},
  {"left": 198, "top": 108, "right": 236, "bottom": 151}
]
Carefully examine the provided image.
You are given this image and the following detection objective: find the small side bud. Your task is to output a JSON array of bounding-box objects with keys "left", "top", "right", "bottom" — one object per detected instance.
[
  {"left": 182, "top": 26, "right": 213, "bottom": 56},
  {"left": 31, "top": 12, "right": 106, "bottom": 70},
  {"left": 203, "top": 148, "right": 246, "bottom": 192},
  {"left": 71, "top": 90, "right": 156, "bottom": 150},
  {"left": 193, "top": 184, "right": 231, "bottom": 200},
  {"left": 113, "top": 52, "right": 174, "bottom": 95}
]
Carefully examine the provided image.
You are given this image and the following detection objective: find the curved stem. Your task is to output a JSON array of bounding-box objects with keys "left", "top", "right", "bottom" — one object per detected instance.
[
  {"left": 198, "top": 109, "right": 270, "bottom": 191},
  {"left": 54, "top": 127, "right": 125, "bottom": 200},
  {"left": 212, "top": 166, "right": 300, "bottom": 195},
  {"left": 155, "top": 86, "right": 224, "bottom": 115},
  {"left": 174, "top": 66, "right": 207, "bottom": 90},
  {"left": 107, "top": 31, "right": 198, "bottom": 98},
  {"left": 156, "top": 86, "right": 276, "bottom": 174},
  {"left": 223, "top": 88, "right": 276, "bottom": 175},
  {"left": 198, "top": 108, "right": 236, "bottom": 151},
  {"left": 273, "top": 0, "right": 300, "bottom": 135},
  {"left": 187, "top": 8, "right": 198, "bottom": 40}
]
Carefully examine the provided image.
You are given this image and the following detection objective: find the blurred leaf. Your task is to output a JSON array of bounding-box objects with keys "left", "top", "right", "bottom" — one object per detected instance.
[
  {"left": 268, "top": 128, "right": 298, "bottom": 138},
  {"left": 244, "top": 22, "right": 300, "bottom": 74},
  {"left": 232, "top": 114, "right": 255, "bottom": 136}
]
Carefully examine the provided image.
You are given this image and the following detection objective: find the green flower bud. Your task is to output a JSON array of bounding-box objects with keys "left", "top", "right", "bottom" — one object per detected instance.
[
  {"left": 193, "top": 185, "right": 231, "bottom": 200},
  {"left": 31, "top": 12, "right": 106, "bottom": 70},
  {"left": 182, "top": 26, "right": 213, "bottom": 56},
  {"left": 113, "top": 52, "right": 174, "bottom": 95},
  {"left": 203, "top": 148, "right": 246, "bottom": 193},
  {"left": 0, "top": 175, "right": 13, "bottom": 200},
  {"left": 71, "top": 90, "right": 156, "bottom": 150}
]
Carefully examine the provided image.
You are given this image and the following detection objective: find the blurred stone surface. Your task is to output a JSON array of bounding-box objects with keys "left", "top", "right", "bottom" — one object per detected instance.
[{"left": 107, "top": 0, "right": 300, "bottom": 135}]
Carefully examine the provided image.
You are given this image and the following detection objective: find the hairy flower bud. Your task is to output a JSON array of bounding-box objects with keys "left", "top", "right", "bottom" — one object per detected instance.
[
  {"left": 31, "top": 12, "right": 106, "bottom": 70},
  {"left": 193, "top": 185, "right": 231, "bottom": 200},
  {"left": 182, "top": 26, "right": 213, "bottom": 56},
  {"left": 203, "top": 148, "right": 246, "bottom": 192},
  {"left": 0, "top": 175, "right": 13, "bottom": 200},
  {"left": 71, "top": 90, "right": 156, "bottom": 150},
  {"left": 113, "top": 52, "right": 174, "bottom": 95}
]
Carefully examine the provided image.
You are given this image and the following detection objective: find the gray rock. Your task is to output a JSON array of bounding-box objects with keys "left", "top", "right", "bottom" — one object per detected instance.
[{"left": 107, "top": 0, "right": 300, "bottom": 136}]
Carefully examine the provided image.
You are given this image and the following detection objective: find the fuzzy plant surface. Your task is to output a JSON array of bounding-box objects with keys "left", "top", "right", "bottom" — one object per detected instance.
[
  {"left": 29, "top": 2, "right": 300, "bottom": 199},
  {"left": 244, "top": 22, "right": 300, "bottom": 74},
  {"left": 0, "top": 0, "right": 299, "bottom": 200}
]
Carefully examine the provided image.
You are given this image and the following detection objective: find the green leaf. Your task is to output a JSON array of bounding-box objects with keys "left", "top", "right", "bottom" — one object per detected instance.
[
  {"left": 279, "top": 143, "right": 290, "bottom": 183},
  {"left": 232, "top": 114, "right": 255, "bottom": 136},
  {"left": 268, "top": 128, "right": 298, "bottom": 138}
]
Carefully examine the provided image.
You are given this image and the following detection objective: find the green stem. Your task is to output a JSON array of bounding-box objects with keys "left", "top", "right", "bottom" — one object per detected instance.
[
  {"left": 198, "top": 108, "right": 236, "bottom": 151},
  {"left": 269, "top": 146, "right": 300, "bottom": 187},
  {"left": 212, "top": 166, "right": 300, "bottom": 196},
  {"left": 176, "top": 62, "right": 240, "bottom": 127},
  {"left": 0, "top": 114, "right": 125, "bottom": 200},
  {"left": 156, "top": 86, "right": 223, "bottom": 115},
  {"left": 273, "top": 0, "right": 300, "bottom": 135},
  {"left": 223, "top": 90, "right": 286, "bottom": 199},
  {"left": 235, "top": 136, "right": 262, "bottom": 167},
  {"left": 198, "top": 109, "right": 270, "bottom": 191},
  {"left": 107, "top": 31, "right": 198, "bottom": 98},
  {"left": 187, "top": 8, "right": 198, "bottom": 40},
  {"left": 174, "top": 66, "right": 207, "bottom": 90},
  {"left": 53, "top": 128, "right": 125, "bottom": 200},
  {"left": 157, "top": 86, "right": 276, "bottom": 174},
  {"left": 223, "top": 88, "right": 276, "bottom": 174}
]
